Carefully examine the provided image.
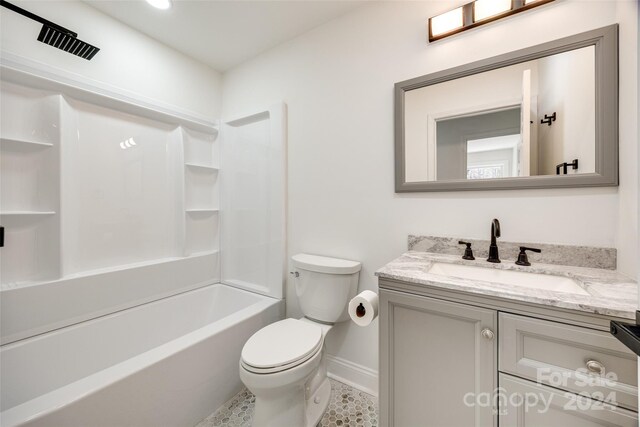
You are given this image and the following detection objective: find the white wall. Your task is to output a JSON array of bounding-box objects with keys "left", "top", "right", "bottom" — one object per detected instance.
[
  {"left": 0, "top": 0, "right": 221, "bottom": 119},
  {"left": 222, "top": 0, "right": 639, "bottom": 382}
]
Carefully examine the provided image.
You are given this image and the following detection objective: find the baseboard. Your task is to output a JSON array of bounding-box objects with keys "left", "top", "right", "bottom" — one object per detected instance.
[{"left": 326, "top": 354, "right": 378, "bottom": 397}]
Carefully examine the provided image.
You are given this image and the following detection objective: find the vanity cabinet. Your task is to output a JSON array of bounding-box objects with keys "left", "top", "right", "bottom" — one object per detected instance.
[
  {"left": 379, "top": 290, "right": 498, "bottom": 427},
  {"left": 379, "top": 285, "right": 638, "bottom": 427}
]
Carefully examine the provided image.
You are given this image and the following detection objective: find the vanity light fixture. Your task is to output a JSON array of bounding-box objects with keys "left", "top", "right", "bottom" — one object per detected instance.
[
  {"left": 473, "top": 0, "right": 512, "bottom": 22},
  {"left": 428, "top": 0, "right": 555, "bottom": 42},
  {"left": 145, "top": 0, "right": 171, "bottom": 10},
  {"left": 429, "top": 7, "right": 464, "bottom": 39}
]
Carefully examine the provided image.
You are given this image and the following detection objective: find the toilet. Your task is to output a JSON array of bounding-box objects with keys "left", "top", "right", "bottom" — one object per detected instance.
[{"left": 239, "top": 253, "right": 361, "bottom": 427}]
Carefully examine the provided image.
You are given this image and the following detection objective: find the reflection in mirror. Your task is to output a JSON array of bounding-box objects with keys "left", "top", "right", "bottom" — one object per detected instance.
[
  {"left": 404, "top": 46, "right": 595, "bottom": 183},
  {"left": 467, "top": 134, "right": 520, "bottom": 179}
]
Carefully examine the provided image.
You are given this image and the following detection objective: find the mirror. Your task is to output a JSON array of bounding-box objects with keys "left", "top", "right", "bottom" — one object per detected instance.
[
  {"left": 395, "top": 25, "right": 618, "bottom": 192},
  {"left": 406, "top": 47, "right": 594, "bottom": 181}
]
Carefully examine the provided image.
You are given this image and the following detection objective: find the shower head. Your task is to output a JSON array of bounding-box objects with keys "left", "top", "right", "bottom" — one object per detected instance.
[
  {"left": 37, "top": 25, "right": 100, "bottom": 60},
  {"left": 1, "top": 0, "right": 100, "bottom": 60}
]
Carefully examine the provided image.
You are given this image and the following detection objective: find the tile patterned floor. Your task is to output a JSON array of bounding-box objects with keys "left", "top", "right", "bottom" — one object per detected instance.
[{"left": 195, "top": 379, "right": 378, "bottom": 427}]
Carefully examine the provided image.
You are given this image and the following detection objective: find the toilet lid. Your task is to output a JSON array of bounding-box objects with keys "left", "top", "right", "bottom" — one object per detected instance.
[{"left": 241, "top": 319, "right": 323, "bottom": 371}]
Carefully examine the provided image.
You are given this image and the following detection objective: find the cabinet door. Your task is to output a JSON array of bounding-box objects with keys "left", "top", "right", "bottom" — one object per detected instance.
[
  {"left": 380, "top": 289, "right": 497, "bottom": 427},
  {"left": 499, "top": 374, "right": 638, "bottom": 427}
]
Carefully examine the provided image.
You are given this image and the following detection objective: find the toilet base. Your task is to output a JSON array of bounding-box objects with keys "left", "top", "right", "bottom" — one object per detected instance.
[
  {"left": 249, "top": 376, "right": 330, "bottom": 427},
  {"left": 306, "top": 377, "right": 331, "bottom": 427}
]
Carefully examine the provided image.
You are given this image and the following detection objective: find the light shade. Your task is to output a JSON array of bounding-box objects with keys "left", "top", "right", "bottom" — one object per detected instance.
[
  {"left": 430, "top": 7, "right": 464, "bottom": 38},
  {"left": 428, "top": 0, "right": 553, "bottom": 42},
  {"left": 145, "top": 0, "right": 171, "bottom": 10},
  {"left": 473, "top": 0, "right": 512, "bottom": 22}
]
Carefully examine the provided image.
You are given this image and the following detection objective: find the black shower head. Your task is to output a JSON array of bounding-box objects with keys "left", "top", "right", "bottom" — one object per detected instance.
[
  {"left": 37, "top": 25, "right": 100, "bottom": 60},
  {"left": 1, "top": 0, "right": 100, "bottom": 61}
]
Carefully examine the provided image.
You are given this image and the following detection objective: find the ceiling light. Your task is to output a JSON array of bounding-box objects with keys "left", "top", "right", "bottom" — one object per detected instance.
[
  {"left": 430, "top": 7, "right": 464, "bottom": 39},
  {"left": 145, "top": 0, "right": 171, "bottom": 10},
  {"left": 473, "top": 0, "right": 512, "bottom": 22}
]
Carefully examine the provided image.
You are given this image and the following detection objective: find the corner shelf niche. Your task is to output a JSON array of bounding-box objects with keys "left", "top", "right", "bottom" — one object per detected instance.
[
  {"left": 0, "top": 81, "right": 61, "bottom": 286},
  {"left": 185, "top": 210, "right": 220, "bottom": 255},
  {"left": 185, "top": 165, "right": 219, "bottom": 211},
  {"left": 183, "top": 127, "right": 219, "bottom": 168},
  {"left": 0, "top": 214, "right": 60, "bottom": 286},
  {"left": 182, "top": 126, "right": 220, "bottom": 257}
]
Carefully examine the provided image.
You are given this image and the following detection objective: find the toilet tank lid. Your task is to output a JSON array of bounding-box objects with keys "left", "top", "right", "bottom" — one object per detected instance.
[{"left": 292, "top": 253, "right": 361, "bottom": 274}]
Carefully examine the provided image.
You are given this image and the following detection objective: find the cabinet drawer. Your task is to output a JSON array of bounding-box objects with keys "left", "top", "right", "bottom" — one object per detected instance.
[
  {"left": 499, "top": 373, "right": 638, "bottom": 427},
  {"left": 499, "top": 313, "right": 638, "bottom": 411}
]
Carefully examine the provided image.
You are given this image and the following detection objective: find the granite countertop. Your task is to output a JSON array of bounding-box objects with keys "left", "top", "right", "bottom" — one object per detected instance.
[{"left": 375, "top": 251, "right": 638, "bottom": 320}]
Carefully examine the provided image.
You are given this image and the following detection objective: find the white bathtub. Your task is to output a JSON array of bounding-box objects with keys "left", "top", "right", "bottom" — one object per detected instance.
[{"left": 0, "top": 284, "right": 283, "bottom": 427}]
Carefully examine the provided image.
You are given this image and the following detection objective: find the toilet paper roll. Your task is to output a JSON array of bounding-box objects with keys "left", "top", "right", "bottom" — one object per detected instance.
[{"left": 348, "top": 290, "right": 379, "bottom": 327}]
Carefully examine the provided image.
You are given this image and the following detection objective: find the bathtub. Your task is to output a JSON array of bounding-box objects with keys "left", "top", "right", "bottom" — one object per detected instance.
[{"left": 0, "top": 284, "right": 283, "bottom": 427}]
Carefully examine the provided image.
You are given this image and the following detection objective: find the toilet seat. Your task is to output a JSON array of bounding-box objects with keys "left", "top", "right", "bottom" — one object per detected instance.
[{"left": 241, "top": 318, "right": 323, "bottom": 374}]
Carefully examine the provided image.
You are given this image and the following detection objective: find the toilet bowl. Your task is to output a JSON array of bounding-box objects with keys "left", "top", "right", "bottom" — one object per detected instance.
[
  {"left": 239, "top": 254, "right": 361, "bottom": 427},
  {"left": 240, "top": 318, "right": 331, "bottom": 427}
]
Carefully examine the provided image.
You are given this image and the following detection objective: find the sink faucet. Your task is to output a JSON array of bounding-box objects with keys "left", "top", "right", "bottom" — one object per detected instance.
[{"left": 487, "top": 218, "right": 501, "bottom": 263}]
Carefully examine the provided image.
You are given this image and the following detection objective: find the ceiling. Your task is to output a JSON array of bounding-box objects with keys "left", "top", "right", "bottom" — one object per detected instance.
[{"left": 85, "top": 0, "right": 363, "bottom": 71}]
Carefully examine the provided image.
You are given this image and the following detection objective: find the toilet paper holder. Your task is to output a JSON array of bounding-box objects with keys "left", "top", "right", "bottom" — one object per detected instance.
[{"left": 349, "top": 290, "right": 379, "bottom": 327}]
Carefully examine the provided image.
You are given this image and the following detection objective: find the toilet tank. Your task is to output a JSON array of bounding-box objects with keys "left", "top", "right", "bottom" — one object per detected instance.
[{"left": 291, "top": 254, "right": 361, "bottom": 324}]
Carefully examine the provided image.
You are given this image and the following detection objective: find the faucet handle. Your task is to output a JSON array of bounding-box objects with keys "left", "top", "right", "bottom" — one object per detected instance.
[
  {"left": 458, "top": 241, "right": 475, "bottom": 260},
  {"left": 515, "top": 246, "right": 542, "bottom": 266}
]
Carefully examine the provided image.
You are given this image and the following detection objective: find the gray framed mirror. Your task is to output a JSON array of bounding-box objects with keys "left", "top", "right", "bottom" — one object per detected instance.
[{"left": 395, "top": 25, "right": 618, "bottom": 192}]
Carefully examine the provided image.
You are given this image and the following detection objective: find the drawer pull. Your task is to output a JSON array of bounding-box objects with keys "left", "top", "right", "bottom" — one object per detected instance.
[
  {"left": 481, "top": 328, "right": 495, "bottom": 340},
  {"left": 585, "top": 359, "right": 605, "bottom": 375}
]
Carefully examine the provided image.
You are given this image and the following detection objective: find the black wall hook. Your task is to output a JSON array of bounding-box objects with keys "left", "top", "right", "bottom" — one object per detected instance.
[
  {"left": 556, "top": 159, "right": 579, "bottom": 175},
  {"left": 541, "top": 112, "right": 557, "bottom": 126}
]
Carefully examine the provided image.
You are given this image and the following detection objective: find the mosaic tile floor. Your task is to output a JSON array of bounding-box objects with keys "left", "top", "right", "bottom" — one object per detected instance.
[{"left": 195, "top": 379, "right": 378, "bottom": 427}]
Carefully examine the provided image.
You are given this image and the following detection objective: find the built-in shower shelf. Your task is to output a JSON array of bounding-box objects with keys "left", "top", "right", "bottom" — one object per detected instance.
[
  {"left": 0, "top": 137, "right": 54, "bottom": 148},
  {"left": 0, "top": 211, "right": 56, "bottom": 216},
  {"left": 182, "top": 125, "right": 219, "bottom": 257},
  {"left": 185, "top": 163, "right": 219, "bottom": 171},
  {"left": 189, "top": 249, "right": 220, "bottom": 258},
  {"left": 185, "top": 209, "right": 219, "bottom": 213}
]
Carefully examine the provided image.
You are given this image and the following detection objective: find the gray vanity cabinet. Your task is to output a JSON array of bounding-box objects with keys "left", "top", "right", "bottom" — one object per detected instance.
[
  {"left": 379, "top": 289, "right": 498, "bottom": 427},
  {"left": 379, "top": 280, "right": 638, "bottom": 427}
]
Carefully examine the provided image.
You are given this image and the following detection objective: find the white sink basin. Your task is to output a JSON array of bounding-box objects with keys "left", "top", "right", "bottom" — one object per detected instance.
[{"left": 427, "top": 262, "right": 590, "bottom": 296}]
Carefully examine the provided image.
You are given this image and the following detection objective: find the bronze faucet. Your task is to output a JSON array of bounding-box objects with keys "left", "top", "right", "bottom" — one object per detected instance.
[{"left": 487, "top": 219, "right": 501, "bottom": 263}]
